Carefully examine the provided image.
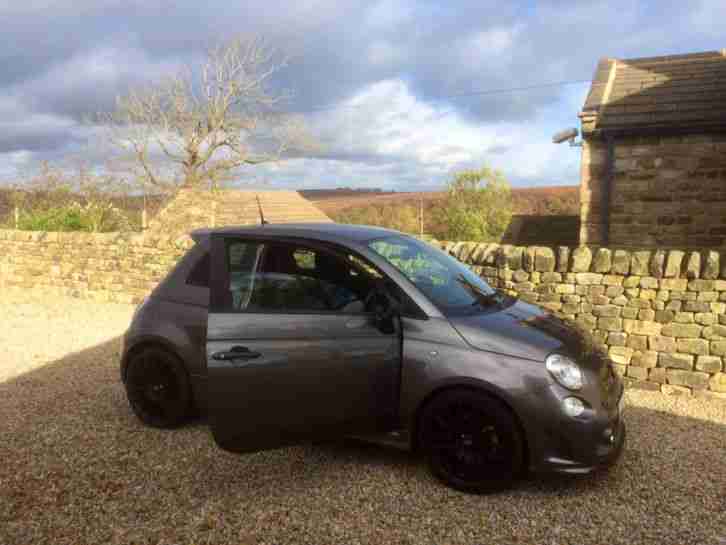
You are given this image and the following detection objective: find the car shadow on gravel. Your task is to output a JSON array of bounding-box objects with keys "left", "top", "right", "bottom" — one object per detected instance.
[{"left": 2, "top": 337, "right": 725, "bottom": 545}]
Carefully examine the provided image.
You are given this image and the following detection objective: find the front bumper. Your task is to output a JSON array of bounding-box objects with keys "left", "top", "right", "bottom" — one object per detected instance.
[
  {"left": 526, "top": 362, "right": 627, "bottom": 475},
  {"left": 537, "top": 416, "right": 626, "bottom": 474}
]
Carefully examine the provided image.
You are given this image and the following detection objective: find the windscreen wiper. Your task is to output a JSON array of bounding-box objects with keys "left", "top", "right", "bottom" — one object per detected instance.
[{"left": 455, "top": 274, "right": 503, "bottom": 308}]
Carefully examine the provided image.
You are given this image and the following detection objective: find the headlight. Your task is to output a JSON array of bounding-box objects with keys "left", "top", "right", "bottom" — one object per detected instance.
[
  {"left": 546, "top": 354, "right": 583, "bottom": 390},
  {"left": 562, "top": 397, "right": 586, "bottom": 417}
]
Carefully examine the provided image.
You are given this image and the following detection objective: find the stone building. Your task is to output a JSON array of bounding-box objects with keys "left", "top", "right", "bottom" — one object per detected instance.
[{"left": 578, "top": 50, "right": 726, "bottom": 248}]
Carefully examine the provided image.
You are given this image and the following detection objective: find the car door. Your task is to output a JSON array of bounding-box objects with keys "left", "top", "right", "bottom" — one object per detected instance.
[{"left": 206, "top": 235, "right": 402, "bottom": 454}]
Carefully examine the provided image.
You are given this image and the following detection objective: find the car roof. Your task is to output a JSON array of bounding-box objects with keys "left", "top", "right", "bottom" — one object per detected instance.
[{"left": 190, "top": 223, "right": 402, "bottom": 244}]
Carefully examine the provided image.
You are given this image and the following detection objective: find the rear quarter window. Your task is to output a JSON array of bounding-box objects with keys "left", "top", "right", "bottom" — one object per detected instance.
[{"left": 187, "top": 252, "right": 210, "bottom": 287}]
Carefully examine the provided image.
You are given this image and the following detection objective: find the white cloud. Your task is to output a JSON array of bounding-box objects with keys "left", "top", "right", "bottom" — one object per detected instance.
[{"left": 252, "top": 78, "right": 586, "bottom": 189}]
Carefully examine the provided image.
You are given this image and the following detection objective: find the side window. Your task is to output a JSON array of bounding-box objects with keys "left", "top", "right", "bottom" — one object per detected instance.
[
  {"left": 187, "top": 252, "right": 210, "bottom": 287},
  {"left": 227, "top": 241, "right": 265, "bottom": 311},
  {"left": 240, "top": 242, "right": 374, "bottom": 314}
]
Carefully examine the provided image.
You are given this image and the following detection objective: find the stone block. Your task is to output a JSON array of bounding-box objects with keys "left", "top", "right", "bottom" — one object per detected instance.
[
  {"left": 599, "top": 317, "right": 623, "bottom": 331},
  {"left": 592, "top": 248, "right": 612, "bottom": 273},
  {"left": 702, "top": 250, "right": 720, "bottom": 280},
  {"left": 684, "top": 301, "right": 710, "bottom": 313},
  {"left": 626, "top": 334, "right": 647, "bottom": 350},
  {"left": 605, "top": 286, "right": 624, "bottom": 298},
  {"left": 623, "top": 319, "right": 661, "bottom": 336},
  {"left": 666, "top": 300, "right": 682, "bottom": 311},
  {"left": 650, "top": 250, "right": 666, "bottom": 278},
  {"left": 659, "top": 353, "right": 694, "bottom": 370},
  {"left": 649, "top": 336, "right": 676, "bottom": 352},
  {"left": 649, "top": 367, "right": 667, "bottom": 383},
  {"left": 621, "top": 307, "right": 639, "bottom": 319},
  {"left": 664, "top": 250, "right": 684, "bottom": 278},
  {"left": 535, "top": 247, "right": 556, "bottom": 272},
  {"left": 674, "top": 312, "right": 695, "bottom": 323},
  {"left": 571, "top": 246, "right": 592, "bottom": 272},
  {"left": 660, "top": 278, "right": 687, "bottom": 291},
  {"left": 556, "top": 246, "right": 570, "bottom": 273},
  {"left": 609, "top": 346, "right": 633, "bottom": 364},
  {"left": 631, "top": 251, "right": 651, "bottom": 275},
  {"left": 661, "top": 323, "right": 702, "bottom": 338},
  {"left": 555, "top": 283, "right": 575, "bottom": 294},
  {"left": 666, "top": 369, "right": 710, "bottom": 390},
  {"left": 612, "top": 250, "right": 630, "bottom": 275},
  {"left": 540, "top": 272, "right": 562, "bottom": 283},
  {"left": 654, "top": 310, "right": 675, "bottom": 323},
  {"left": 686, "top": 252, "right": 701, "bottom": 279},
  {"left": 695, "top": 314, "right": 718, "bottom": 327},
  {"left": 703, "top": 325, "right": 726, "bottom": 340},
  {"left": 575, "top": 273, "right": 603, "bottom": 285},
  {"left": 602, "top": 275, "right": 623, "bottom": 287},
  {"left": 688, "top": 279, "right": 715, "bottom": 291},
  {"left": 638, "top": 309, "right": 655, "bottom": 321},
  {"left": 623, "top": 276, "right": 641, "bottom": 288},
  {"left": 708, "top": 372, "right": 726, "bottom": 392},
  {"left": 676, "top": 338, "right": 709, "bottom": 356},
  {"left": 631, "top": 350, "right": 658, "bottom": 368},
  {"left": 696, "top": 356, "right": 722, "bottom": 373},
  {"left": 697, "top": 291, "right": 718, "bottom": 302},
  {"left": 592, "top": 305, "right": 620, "bottom": 317},
  {"left": 711, "top": 341, "right": 726, "bottom": 356},
  {"left": 639, "top": 277, "right": 658, "bottom": 289}
]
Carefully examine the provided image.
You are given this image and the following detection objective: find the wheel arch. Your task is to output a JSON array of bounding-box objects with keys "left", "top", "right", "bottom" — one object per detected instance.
[
  {"left": 409, "top": 378, "right": 530, "bottom": 470},
  {"left": 121, "top": 335, "right": 189, "bottom": 384}
]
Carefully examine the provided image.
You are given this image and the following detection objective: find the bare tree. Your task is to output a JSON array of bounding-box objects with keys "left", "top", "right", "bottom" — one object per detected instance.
[{"left": 98, "top": 36, "right": 312, "bottom": 192}]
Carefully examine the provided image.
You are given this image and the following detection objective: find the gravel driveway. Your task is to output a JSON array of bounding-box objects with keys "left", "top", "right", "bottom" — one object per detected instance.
[{"left": 1, "top": 293, "right": 725, "bottom": 545}]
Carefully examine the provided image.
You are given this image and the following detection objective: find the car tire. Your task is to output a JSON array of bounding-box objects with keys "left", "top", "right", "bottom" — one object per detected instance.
[
  {"left": 418, "top": 389, "right": 525, "bottom": 493},
  {"left": 124, "top": 347, "right": 193, "bottom": 429}
]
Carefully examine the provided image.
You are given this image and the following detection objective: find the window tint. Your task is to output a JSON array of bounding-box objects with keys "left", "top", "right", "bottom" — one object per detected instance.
[{"left": 187, "top": 252, "right": 210, "bottom": 287}]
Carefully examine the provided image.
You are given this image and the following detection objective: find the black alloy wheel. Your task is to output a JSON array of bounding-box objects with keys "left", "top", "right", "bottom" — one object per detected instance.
[
  {"left": 419, "top": 389, "right": 525, "bottom": 493},
  {"left": 124, "top": 347, "right": 192, "bottom": 428}
]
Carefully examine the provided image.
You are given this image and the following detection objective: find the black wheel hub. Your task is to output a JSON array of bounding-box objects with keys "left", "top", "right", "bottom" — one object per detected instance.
[
  {"left": 128, "top": 355, "right": 179, "bottom": 420},
  {"left": 428, "top": 403, "right": 511, "bottom": 482}
]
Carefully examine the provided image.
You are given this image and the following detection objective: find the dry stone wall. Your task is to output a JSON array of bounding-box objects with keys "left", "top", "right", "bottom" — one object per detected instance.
[
  {"left": 1, "top": 228, "right": 725, "bottom": 400},
  {"left": 0, "top": 229, "right": 193, "bottom": 304},
  {"left": 436, "top": 240, "right": 726, "bottom": 401}
]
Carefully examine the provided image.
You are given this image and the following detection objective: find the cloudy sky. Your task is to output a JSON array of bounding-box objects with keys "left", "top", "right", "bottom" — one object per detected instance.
[{"left": 1, "top": 0, "right": 724, "bottom": 190}]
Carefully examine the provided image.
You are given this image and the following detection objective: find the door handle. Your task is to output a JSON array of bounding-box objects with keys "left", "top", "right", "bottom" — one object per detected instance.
[{"left": 211, "top": 346, "right": 261, "bottom": 362}]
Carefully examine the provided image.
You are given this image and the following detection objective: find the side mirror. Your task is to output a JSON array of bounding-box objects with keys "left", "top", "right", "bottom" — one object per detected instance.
[{"left": 366, "top": 283, "right": 401, "bottom": 333}]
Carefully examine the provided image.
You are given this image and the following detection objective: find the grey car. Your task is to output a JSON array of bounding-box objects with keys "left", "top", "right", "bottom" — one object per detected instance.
[{"left": 120, "top": 223, "right": 625, "bottom": 492}]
